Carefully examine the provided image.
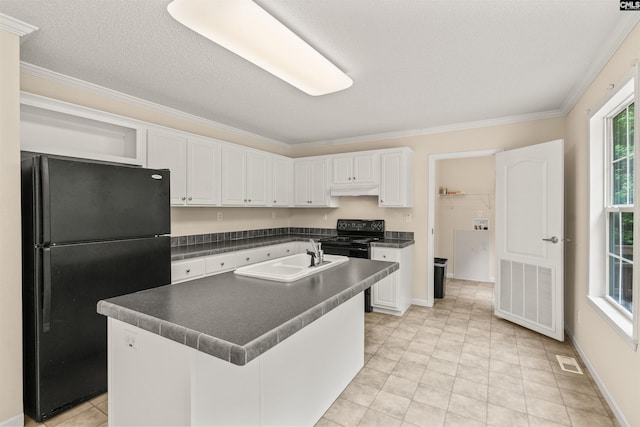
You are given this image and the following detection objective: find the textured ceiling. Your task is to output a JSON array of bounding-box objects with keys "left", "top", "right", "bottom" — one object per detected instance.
[{"left": 1, "top": 1, "right": 638, "bottom": 145}]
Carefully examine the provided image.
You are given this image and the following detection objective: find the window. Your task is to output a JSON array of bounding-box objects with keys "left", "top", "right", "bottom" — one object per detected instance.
[
  {"left": 606, "top": 102, "right": 634, "bottom": 315},
  {"left": 588, "top": 73, "right": 638, "bottom": 348}
]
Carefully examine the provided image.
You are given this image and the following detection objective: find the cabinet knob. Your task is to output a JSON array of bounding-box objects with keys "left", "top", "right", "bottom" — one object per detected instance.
[
  {"left": 286, "top": 249, "right": 290, "bottom": 253},
  {"left": 267, "top": 253, "right": 271, "bottom": 256},
  {"left": 186, "top": 269, "right": 191, "bottom": 273},
  {"left": 188, "top": 197, "right": 192, "bottom": 201},
  {"left": 246, "top": 257, "right": 250, "bottom": 261},
  {"left": 244, "top": 199, "right": 247, "bottom": 202},
  {"left": 181, "top": 196, "right": 186, "bottom": 201},
  {"left": 248, "top": 199, "right": 251, "bottom": 202},
  {"left": 220, "top": 262, "right": 225, "bottom": 266},
  {"left": 348, "top": 177, "right": 351, "bottom": 180},
  {"left": 274, "top": 200, "right": 277, "bottom": 203},
  {"left": 353, "top": 176, "right": 356, "bottom": 180},
  {"left": 383, "top": 255, "right": 386, "bottom": 258}
]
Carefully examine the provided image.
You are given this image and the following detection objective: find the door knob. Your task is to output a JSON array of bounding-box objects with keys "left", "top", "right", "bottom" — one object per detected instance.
[{"left": 542, "top": 236, "right": 559, "bottom": 244}]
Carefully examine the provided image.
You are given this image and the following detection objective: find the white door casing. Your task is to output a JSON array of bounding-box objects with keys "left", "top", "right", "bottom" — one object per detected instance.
[{"left": 495, "top": 139, "right": 564, "bottom": 341}]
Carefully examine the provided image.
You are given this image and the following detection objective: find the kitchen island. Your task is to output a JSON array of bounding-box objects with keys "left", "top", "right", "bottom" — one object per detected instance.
[{"left": 97, "top": 257, "right": 398, "bottom": 426}]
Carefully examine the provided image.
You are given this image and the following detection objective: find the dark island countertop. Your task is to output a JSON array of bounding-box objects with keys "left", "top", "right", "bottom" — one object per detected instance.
[
  {"left": 171, "top": 234, "right": 414, "bottom": 261},
  {"left": 98, "top": 258, "right": 398, "bottom": 366}
]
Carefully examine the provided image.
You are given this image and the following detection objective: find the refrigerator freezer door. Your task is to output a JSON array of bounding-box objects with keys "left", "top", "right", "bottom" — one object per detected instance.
[
  {"left": 34, "top": 156, "right": 170, "bottom": 245},
  {"left": 23, "top": 236, "right": 170, "bottom": 421}
]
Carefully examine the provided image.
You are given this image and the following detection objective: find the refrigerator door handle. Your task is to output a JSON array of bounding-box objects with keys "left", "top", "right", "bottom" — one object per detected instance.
[
  {"left": 40, "top": 156, "right": 51, "bottom": 245},
  {"left": 42, "top": 247, "right": 51, "bottom": 333}
]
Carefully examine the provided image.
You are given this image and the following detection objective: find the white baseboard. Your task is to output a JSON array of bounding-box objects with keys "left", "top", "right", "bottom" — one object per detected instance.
[
  {"left": 0, "top": 413, "right": 23, "bottom": 427},
  {"left": 565, "top": 328, "right": 630, "bottom": 427},
  {"left": 411, "top": 298, "right": 432, "bottom": 308}
]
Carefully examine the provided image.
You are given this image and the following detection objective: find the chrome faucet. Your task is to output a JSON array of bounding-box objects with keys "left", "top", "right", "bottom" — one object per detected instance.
[{"left": 306, "top": 239, "right": 323, "bottom": 267}]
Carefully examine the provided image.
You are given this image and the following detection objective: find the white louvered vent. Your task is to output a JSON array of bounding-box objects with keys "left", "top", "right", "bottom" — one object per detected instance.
[
  {"left": 556, "top": 355, "right": 583, "bottom": 374},
  {"left": 499, "top": 259, "right": 553, "bottom": 328}
]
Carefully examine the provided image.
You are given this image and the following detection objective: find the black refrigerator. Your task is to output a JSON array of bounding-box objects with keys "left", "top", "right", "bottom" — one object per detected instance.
[{"left": 21, "top": 154, "right": 172, "bottom": 422}]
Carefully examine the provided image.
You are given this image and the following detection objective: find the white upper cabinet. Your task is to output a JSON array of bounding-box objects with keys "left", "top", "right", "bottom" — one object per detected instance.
[
  {"left": 331, "top": 152, "right": 378, "bottom": 186},
  {"left": 147, "top": 129, "right": 220, "bottom": 206},
  {"left": 147, "top": 129, "right": 188, "bottom": 205},
  {"left": 187, "top": 137, "right": 221, "bottom": 206},
  {"left": 293, "top": 158, "right": 338, "bottom": 207},
  {"left": 221, "top": 145, "right": 271, "bottom": 206},
  {"left": 379, "top": 148, "right": 413, "bottom": 207},
  {"left": 272, "top": 156, "right": 293, "bottom": 206}
]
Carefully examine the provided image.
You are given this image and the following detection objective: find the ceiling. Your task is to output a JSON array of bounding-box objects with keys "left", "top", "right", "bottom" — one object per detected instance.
[{"left": 1, "top": 1, "right": 638, "bottom": 145}]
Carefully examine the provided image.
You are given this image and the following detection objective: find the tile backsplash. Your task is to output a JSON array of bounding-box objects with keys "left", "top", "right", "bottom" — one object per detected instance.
[{"left": 171, "top": 227, "right": 413, "bottom": 247}]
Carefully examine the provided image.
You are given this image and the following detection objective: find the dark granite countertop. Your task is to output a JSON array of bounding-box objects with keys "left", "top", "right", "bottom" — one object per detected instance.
[
  {"left": 98, "top": 258, "right": 398, "bottom": 366},
  {"left": 171, "top": 234, "right": 414, "bottom": 261}
]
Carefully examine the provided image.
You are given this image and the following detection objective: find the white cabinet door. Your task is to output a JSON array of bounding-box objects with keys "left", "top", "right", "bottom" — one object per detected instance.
[
  {"left": 353, "top": 152, "right": 378, "bottom": 185},
  {"left": 309, "top": 159, "right": 328, "bottom": 205},
  {"left": 272, "top": 156, "right": 292, "bottom": 206},
  {"left": 221, "top": 145, "right": 247, "bottom": 205},
  {"left": 246, "top": 151, "right": 270, "bottom": 206},
  {"left": 147, "top": 130, "right": 187, "bottom": 205},
  {"left": 171, "top": 258, "right": 206, "bottom": 284},
  {"left": 331, "top": 155, "right": 353, "bottom": 185},
  {"left": 379, "top": 150, "right": 412, "bottom": 207},
  {"left": 293, "top": 160, "right": 310, "bottom": 206},
  {"left": 371, "top": 274, "right": 396, "bottom": 308},
  {"left": 187, "top": 137, "right": 220, "bottom": 205}
]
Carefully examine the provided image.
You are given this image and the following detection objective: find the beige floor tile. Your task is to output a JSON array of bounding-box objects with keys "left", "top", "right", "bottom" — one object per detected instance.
[
  {"left": 487, "top": 403, "right": 530, "bottom": 427},
  {"left": 461, "top": 342, "right": 491, "bottom": 359},
  {"left": 24, "top": 416, "right": 44, "bottom": 427},
  {"left": 443, "top": 411, "right": 486, "bottom": 426},
  {"left": 555, "top": 375, "right": 598, "bottom": 396},
  {"left": 488, "top": 371, "right": 524, "bottom": 394},
  {"left": 94, "top": 400, "right": 108, "bottom": 416},
  {"left": 427, "top": 357, "right": 458, "bottom": 376},
  {"left": 403, "top": 401, "right": 446, "bottom": 427},
  {"left": 358, "top": 409, "right": 403, "bottom": 427},
  {"left": 340, "top": 381, "right": 380, "bottom": 407},
  {"left": 420, "top": 370, "right": 456, "bottom": 392},
  {"left": 447, "top": 393, "right": 487, "bottom": 423},
  {"left": 323, "top": 397, "right": 368, "bottom": 427},
  {"left": 392, "top": 361, "right": 426, "bottom": 382},
  {"left": 376, "top": 346, "right": 406, "bottom": 361},
  {"left": 370, "top": 390, "right": 411, "bottom": 420},
  {"left": 54, "top": 407, "right": 107, "bottom": 427},
  {"left": 400, "top": 351, "right": 431, "bottom": 367},
  {"left": 354, "top": 367, "right": 391, "bottom": 389},
  {"left": 88, "top": 393, "right": 107, "bottom": 406},
  {"left": 43, "top": 402, "right": 93, "bottom": 427},
  {"left": 455, "top": 364, "right": 488, "bottom": 385},
  {"left": 431, "top": 349, "right": 460, "bottom": 364},
  {"left": 525, "top": 396, "right": 571, "bottom": 425},
  {"left": 413, "top": 384, "right": 451, "bottom": 410},
  {"left": 528, "top": 414, "right": 570, "bottom": 426},
  {"left": 488, "top": 385, "right": 527, "bottom": 413},
  {"left": 382, "top": 375, "right": 419, "bottom": 400},
  {"left": 366, "top": 355, "right": 399, "bottom": 374},
  {"left": 452, "top": 377, "right": 488, "bottom": 402},
  {"left": 521, "top": 366, "right": 558, "bottom": 387},
  {"left": 520, "top": 355, "right": 553, "bottom": 371},
  {"left": 560, "top": 388, "right": 609, "bottom": 417},
  {"left": 407, "top": 341, "right": 436, "bottom": 355},
  {"left": 566, "top": 407, "right": 615, "bottom": 427},
  {"left": 458, "top": 352, "right": 490, "bottom": 370},
  {"left": 490, "top": 348, "right": 520, "bottom": 365},
  {"left": 489, "top": 358, "right": 522, "bottom": 379},
  {"left": 523, "top": 380, "right": 563, "bottom": 403},
  {"left": 314, "top": 417, "right": 342, "bottom": 427},
  {"left": 436, "top": 338, "right": 464, "bottom": 353}
]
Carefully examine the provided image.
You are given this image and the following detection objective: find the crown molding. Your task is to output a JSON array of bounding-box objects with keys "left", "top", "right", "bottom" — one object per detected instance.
[
  {"left": 293, "top": 109, "right": 565, "bottom": 148},
  {"left": 560, "top": 13, "right": 640, "bottom": 114},
  {"left": 20, "top": 62, "right": 290, "bottom": 149},
  {"left": 0, "top": 13, "right": 37, "bottom": 36}
]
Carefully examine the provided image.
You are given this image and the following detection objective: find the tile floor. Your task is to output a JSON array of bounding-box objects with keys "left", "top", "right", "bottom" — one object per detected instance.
[{"left": 25, "top": 279, "right": 618, "bottom": 427}]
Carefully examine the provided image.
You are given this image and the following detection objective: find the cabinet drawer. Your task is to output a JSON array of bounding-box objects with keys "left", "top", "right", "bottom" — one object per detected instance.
[
  {"left": 205, "top": 252, "right": 239, "bottom": 275},
  {"left": 171, "top": 259, "right": 205, "bottom": 283},
  {"left": 371, "top": 247, "right": 400, "bottom": 262}
]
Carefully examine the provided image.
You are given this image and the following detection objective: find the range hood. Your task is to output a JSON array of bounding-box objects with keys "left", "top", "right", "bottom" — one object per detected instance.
[{"left": 330, "top": 185, "right": 379, "bottom": 197}]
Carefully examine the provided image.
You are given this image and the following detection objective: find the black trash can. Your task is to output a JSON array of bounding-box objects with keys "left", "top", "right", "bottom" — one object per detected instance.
[{"left": 434, "top": 258, "right": 448, "bottom": 298}]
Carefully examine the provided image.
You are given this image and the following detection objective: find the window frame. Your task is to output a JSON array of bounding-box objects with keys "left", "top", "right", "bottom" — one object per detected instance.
[{"left": 588, "top": 69, "right": 639, "bottom": 350}]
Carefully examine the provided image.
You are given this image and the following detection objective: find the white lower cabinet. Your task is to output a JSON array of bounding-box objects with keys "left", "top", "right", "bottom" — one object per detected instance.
[
  {"left": 371, "top": 245, "right": 413, "bottom": 316},
  {"left": 172, "top": 243, "right": 306, "bottom": 284},
  {"left": 171, "top": 258, "right": 206, "bottom": 284}
]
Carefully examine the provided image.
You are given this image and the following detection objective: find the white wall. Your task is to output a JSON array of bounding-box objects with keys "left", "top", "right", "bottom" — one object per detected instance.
[
  {"left": 0, "top": 27, "right": 24, "bottom": 425},
  {"left": 563, "top": 21, "right": 640, "bottom": 427}
]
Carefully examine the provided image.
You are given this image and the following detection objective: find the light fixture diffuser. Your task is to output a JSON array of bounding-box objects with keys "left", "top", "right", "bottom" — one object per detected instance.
[{"left": 167, "top": 0, "right": 353, "bottom": 96}]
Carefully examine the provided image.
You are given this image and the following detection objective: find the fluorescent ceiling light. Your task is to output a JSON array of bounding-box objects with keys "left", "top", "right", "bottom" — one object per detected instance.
[{"left": 167, "top": 0, "right": 353, "bottom": 96}]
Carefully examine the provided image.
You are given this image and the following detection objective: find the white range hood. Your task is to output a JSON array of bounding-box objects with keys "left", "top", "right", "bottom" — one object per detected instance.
[{"left": 329, "top": 185, "right": 379, "bottom": 197}]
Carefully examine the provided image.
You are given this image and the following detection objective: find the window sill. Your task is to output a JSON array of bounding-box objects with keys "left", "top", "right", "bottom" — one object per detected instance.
[{"left": 587, "top": 296, "right": 637, "bottom": 350}]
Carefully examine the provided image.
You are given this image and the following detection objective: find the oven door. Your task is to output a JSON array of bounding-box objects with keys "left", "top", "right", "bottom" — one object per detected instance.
[{"left": 322, "top": 245, "right": 370, "bottom": 259}]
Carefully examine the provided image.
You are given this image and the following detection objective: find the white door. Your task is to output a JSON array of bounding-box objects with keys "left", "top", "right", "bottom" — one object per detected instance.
[
  {"left": 293, "top": 160, "right": 310, "bottom": 206},
  {"left": 220, "top": 145, "right": 246, "bottom": 206},
  {"left": 246, "top": 152, "right": 270, "bottom": 206},
  {"left": 353, "top": 153, "right": 378, "bottom": 184},
  {"left": 272, "top": 156, "right": 292, "bottom": 206},
  {"left": 147, "top": 130, "right": 187, "bottom": 205},
  {"left": 187, "top": 138, "right": 220, "bottom": 206},
  {"left": 331, "top": 156, "right": 353, "bottom": 185},
  {"left": 495, "top": 139, "right": 564, "bottom": 341},
  {"left": 308, "top": 159, "right": 328, "bottom": 205}
]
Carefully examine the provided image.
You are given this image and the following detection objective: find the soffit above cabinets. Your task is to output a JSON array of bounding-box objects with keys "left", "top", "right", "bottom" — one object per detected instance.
[{"left": 1, "top": 1, "right": 638, "bottom": 145}]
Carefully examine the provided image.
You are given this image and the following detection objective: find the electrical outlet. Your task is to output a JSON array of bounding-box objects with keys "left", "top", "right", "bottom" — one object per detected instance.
[
  {"left": 271, "top": 211, "right": 276, "bottom": 220},
  {"left": 477, "top": 210, "right": 483, "bottom": 217},
  {"left": 124, "top": 332, "right": 138, "bottom": 350},
  {"left": 323, "top": 213, "right": 328, "bottom": 221},
  {"left": 405, "top": 213, "right": 412, "bottom": 223},
  {"left": 577, "top": 310, "right": 581, "bottom": 323},
  {"left": 217, "top": 212, "right": 223, "bottom": 221}
]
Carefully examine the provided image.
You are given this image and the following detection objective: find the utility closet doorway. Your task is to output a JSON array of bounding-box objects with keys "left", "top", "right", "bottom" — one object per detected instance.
[{"left": 427, "top": 149, "right": 500, "bottom": 305}]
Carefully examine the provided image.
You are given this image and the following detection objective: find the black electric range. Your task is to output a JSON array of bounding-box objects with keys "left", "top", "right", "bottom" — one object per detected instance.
[{"left": 321, "top": 219, "right": 385, "bottom": 311}]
